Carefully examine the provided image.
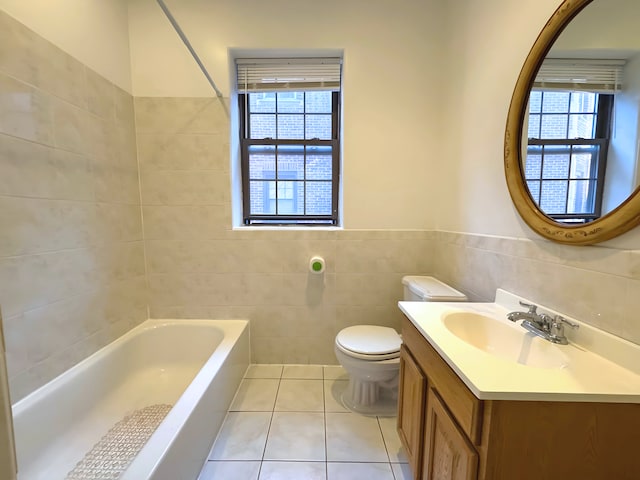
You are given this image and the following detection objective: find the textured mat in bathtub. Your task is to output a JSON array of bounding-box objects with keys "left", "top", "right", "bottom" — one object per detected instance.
[{"left": 66, "top": 403, "right": 173, "bottom": 480}]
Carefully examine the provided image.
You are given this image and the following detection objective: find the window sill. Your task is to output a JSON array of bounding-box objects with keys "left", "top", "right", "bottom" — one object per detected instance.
[{"left": 232, "top": 225, "right": 343, "bottom": 231}]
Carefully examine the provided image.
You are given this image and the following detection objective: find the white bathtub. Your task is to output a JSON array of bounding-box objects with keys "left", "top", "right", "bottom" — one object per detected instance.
[{"left": 11, "top": 319, "right": 250, "bottom": 480}]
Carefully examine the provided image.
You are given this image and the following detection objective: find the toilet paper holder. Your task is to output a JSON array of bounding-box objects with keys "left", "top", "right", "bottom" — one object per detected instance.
[{"left": 309, "top": 256, "right": 325, "bottom": 274}]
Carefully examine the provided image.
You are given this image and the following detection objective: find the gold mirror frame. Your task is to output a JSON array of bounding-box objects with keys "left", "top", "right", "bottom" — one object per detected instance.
[{"left": 504, "top": 0, "right": 640, "bottom": 245}]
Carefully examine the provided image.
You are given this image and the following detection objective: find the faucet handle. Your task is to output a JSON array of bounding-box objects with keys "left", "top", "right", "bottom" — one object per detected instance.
[
  {"left": 518, "top": 301, "right": 538, "bottom": 314},
  {"left": 555, "top": 315, "right": 579, "bottom": 330}
]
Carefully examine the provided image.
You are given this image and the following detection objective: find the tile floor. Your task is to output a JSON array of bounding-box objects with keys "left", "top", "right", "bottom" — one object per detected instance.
[{"left": 198, "top": 364, "right": 413, "bottom": 480}]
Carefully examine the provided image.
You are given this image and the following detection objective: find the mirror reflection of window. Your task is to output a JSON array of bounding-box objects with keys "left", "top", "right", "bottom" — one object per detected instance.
[
  {"left": 526, "top": 90, "right": 613, "bottom": 223},
  {"left": 524, "top": 58, "right": 629, "bottom": 224}
]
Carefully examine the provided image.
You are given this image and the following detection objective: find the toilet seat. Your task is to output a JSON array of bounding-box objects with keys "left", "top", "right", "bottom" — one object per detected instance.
[{"left": 335, "top": 326, "right": 401, "bottom": 361}]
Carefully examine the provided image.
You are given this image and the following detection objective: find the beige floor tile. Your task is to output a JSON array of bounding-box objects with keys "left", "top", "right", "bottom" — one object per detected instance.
[
  {"left": 275, "top": 379, "right": 324, "bottom": 412},
  {"left": 378, "top": 416, "right": 408, "bottom": 463},
  {"left": 391, "top": 462, "right": 414, "bottom": 480},
  {"left": 323, "top": 365, "right": 348, "bottom": 380},
  {"left": 326, "top": 412, "right": 389, "bottom": 462},
  {"left": 198, "top": 460, "right": 261, "bottom": 480},
  {"left": 258, "top": 461, "right": 326, "bottom": 480},
  {"left": 263, "top": 412, "right": 326, "bottom": 461},
  {"left": 282, "top": 364, "right": 324, "bottom": 379},
  {"left": 327, "top": 462, "right": 395, "bottom": 480},
  {"left": 230, "top": 378, "right": 280, "bottom": 411},
  {"left": 209, "top": 412, "right": 272, "bottom": 460},
  {"left": 324, "top": 379, "right": 349, "bottom": 413},
  {"left": 245, "top": 364, "right": 284, "bottom": 379}
]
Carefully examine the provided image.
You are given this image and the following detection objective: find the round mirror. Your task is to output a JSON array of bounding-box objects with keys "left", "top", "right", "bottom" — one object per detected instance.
[{"left": 505, "top": 0, "right": 640, "bottom": 245}]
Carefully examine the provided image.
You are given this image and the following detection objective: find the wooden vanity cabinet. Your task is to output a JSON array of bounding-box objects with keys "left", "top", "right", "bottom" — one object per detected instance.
[
  {"left": 397, "top": 316, "right": 640, "bottom": 480},
  {"left": 397, "top": 345, "right": 427, "bottom": 475},
  {"left": 423, "top": 388, "right": 478, "bottom": 480}
]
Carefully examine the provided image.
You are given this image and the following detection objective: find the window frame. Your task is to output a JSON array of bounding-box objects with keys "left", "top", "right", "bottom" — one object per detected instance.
[
  {"left": 525, "top": 91, "right": 614, "bottom": 222},
  {"left": 239, "top": 91, "right": 341, "bottom": 226}
]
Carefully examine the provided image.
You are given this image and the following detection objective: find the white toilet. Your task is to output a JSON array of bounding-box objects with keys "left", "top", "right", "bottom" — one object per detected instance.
[{"left": 334, "top": 276, "right": 467, "bottom": 415}]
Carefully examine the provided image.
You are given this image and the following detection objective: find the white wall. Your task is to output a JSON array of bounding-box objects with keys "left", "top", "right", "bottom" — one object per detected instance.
[
  {"left": 551, "top": 0, "right": 640, "bottom": 54},
  {"left": 0, "top": 0, "right": 132, "bottom": 91},
  {"left": 604, "top": 53, "right": 640, "bottom": 214},
  {"left": 128, "top": 0, "right": 446, "bottom": 229},
  {"left": 435, "top": 0, "right": 556, "bottom": 237}
]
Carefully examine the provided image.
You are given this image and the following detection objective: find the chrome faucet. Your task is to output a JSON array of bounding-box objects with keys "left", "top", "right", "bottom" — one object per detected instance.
[{"left": 507, "top": 301, "right": 578, "bottom": 345}]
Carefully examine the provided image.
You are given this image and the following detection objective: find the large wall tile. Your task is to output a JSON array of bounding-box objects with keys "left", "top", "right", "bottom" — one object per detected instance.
[
  {"left": 134, "top": 97, "right": 229, "bottom": 135},
  {"left": 142, "top": 205, "right": 230, "bottom": 240},
  {"left": 137, "top": 133, "right": 229, "bottom": 172},
  {"left": 141, "top": 170, "right": 229, "bottom": 205},
  {"left": 85, "top": 67, "right": 115, "bottom": 120},
  {"left": 51, "top": 98, "right": 93, "bottom": 155},
  {"left": 0, "top": 134, "right": 94, "bottom": 201},
  {"left": 0, "top": 196, "right": 96, "bottom": 257},
  {"left": 0, "top": 73, "right": 54, "bottom": 145}
]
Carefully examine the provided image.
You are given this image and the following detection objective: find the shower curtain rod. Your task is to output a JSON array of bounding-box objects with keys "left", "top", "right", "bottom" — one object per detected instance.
[{"left": 155, "top": 0, "right": 223, "bottom": 98}]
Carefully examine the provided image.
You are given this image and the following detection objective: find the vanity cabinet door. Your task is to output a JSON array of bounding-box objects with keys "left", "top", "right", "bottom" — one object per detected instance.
[
  {"left": 397, "top": 345, "right": 427, "bottom": 478},
  {"left": 423, "top": 388, "right": 478, "bottom": 480}
]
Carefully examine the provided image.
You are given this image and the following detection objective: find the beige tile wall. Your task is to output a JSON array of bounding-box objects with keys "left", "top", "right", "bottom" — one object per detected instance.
[
  {"left": 135, "top": 97, "right": 433, "bottom": 364},
  {"left": 0, "top": 11, "right": 147, "bottom": 401},
  {"left": 434, "top": 231, "right": 640, "bottom": 345}
]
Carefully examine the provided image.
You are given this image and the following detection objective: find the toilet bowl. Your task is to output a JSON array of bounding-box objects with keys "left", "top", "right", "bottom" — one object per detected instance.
[
  {"left": 334, "top": 276, "right": 467, "bottom": 416},
  {"left": 335, "top": 325, "right": 402, "bottom": 416}
]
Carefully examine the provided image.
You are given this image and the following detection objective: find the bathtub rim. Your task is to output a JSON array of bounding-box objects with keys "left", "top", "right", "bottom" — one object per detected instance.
[{"left": 11, "top": 319, "right": 246, "bottom": 414}]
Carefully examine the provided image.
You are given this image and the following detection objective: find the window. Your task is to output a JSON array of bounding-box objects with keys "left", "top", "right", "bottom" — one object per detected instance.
[
  {"left": 525, "top": 90, "right": 613, "bottom": 222},
  {"left": 237, "top": 58, "right": 341, "bottom": 225},
  {"left": 525, "top": 58, "right": 623, "bottom": 223}
]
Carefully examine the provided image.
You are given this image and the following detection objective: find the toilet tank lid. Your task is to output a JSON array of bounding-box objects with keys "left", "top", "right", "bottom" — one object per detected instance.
[
  {"left": 402, "top": 276, "right": 467, "bottom": 301},
  {"left": 336, "top": 326, "right": 401, "bottom": 355}
]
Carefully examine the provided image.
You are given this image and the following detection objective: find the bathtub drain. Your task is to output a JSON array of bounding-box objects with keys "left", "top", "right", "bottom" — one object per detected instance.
[{"left": 66, "top": 403, "right": 173, "bottom": 480}]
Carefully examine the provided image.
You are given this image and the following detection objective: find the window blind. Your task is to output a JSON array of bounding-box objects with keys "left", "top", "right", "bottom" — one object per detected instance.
[
  {"left": 236, "top": 58, "right": 342, "bottom": 92},
  {"left": 533, "top": 58, "right": 626, "bottom": 93}
]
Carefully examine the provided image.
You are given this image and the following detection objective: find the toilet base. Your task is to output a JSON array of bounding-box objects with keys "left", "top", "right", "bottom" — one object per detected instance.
[{"left": 340, "top": 378, "right": 398, "bottom": 417}]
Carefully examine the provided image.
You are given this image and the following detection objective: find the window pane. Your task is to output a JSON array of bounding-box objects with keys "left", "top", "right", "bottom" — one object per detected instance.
[
  {"left": 527, "top": 114, "right": 540, "bottom": 139},
  {"left": 271, "top": 181, "right": 303, "bottom": 215},
  {"left": 542, "top": 151, "right": 570, "bottom": 179},
  {"left": 249, "top": 181, "right": 276, "bottom": 214},
  {"left": 249, "top": 92, "right": 275, "bottom": 113},
  {"left": 567, "top": 180, "right": 595, "bottom": 214},
  {"left": 539, "top": 181, "right": 567, "bottom": 214},
  {"left": 277, "top": 145, "right": 304, "bottom": 180},
  {"left": 250, "top": 114, "right": 276, "bottom": 138},
  {"left": 540, "top": 115, "right": 568, "bottom": 139},
  {"left": 307, "top": 146, "right": 333, "bottom": 180},
  {"left": 568, "top": 114, "right": 595, "bottom": 139},
  {"left": 529, "top": 91, "right": 542, "bottom": 114},
  {"left": 542, "top": 91, "right": 570, "bottom": 113},
  {"left": 277, "top": 114, "right": 304, "bottom": 139},
  {"left": 526, "top": 180, "right": 541, "bottom": 203},
  {"left": 525, "top": 146, "right": 542, "bottom": 179},
  {"left": 570, "top": 145, "right": 598, "bottom": 178},
  {"left": 277, "top": 92, "right": 304, "bottom": 113},
  {"left": 570, "top": 92, "right": 597, "bottom": 113},
  {"left": 305, "top": 115, "right": 332, "bottom": 139},
  {"left": 305, "top": 91, "right": 332, "bottom": 113},
  {"left": 248, "top": 145, "right": 276, "bottom": 179},
  {"left": 305, "top": 181, "right": 332, "bottom": 215}
]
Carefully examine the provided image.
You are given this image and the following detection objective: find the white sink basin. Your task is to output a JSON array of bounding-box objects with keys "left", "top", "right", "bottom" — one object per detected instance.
[
  {"left": 442, "top": 312, "right": 570, "bottom": 369},
  {"left": 398, "top": 290, "right": 640, "bottom": 402}
]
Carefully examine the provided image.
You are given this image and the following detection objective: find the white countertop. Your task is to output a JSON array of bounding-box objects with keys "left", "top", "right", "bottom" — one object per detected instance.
[{"left": 398, "top": 290, "right": 640, "bottom": 403}]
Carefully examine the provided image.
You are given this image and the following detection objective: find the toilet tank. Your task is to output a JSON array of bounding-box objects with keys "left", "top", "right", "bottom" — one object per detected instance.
[{"left": 402, "top": 276, "right": 467, "bottom": 302}]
